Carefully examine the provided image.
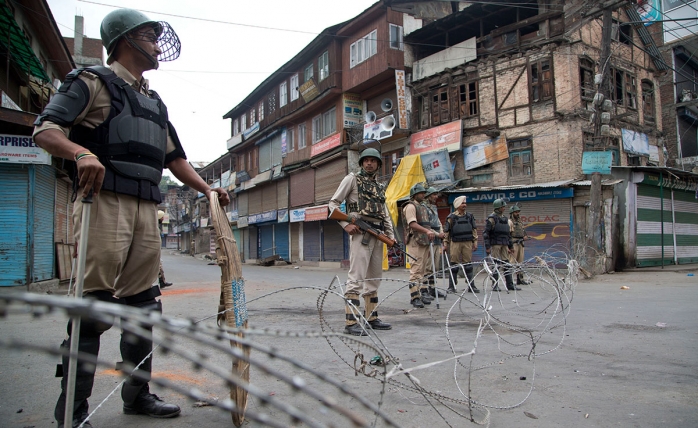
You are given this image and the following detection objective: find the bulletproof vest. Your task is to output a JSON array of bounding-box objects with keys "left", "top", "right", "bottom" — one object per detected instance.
[
  {"left": 69, "top": 66, "right": 168, "bottom": 202},
  {"left": 347, "top": 171, "right": 386, "bottom": 218},
  {"left": 511, "top": 218, "right": 526, "bottom": 238},
  {"left": 425, "top": 203, "right": 441, "bottom": 229},
  {"left": 403, "top": 201, "right": 431, "bottom": 245},
  {"left": 487, "top": 213, "right": 510, "bottom": 246},
  {"left": 447, "top": 212, "right": 475, "bottom": 242}
]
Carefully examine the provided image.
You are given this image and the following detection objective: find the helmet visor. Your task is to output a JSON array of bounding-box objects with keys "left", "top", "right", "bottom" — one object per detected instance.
[{"left": 130, "top": 21, "right": 181, "bottom": 62}]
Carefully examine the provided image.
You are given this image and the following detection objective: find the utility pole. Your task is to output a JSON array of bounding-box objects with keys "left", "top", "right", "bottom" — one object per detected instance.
[{"left": 587, "top": 5, "right": 614, "bottom": 274}]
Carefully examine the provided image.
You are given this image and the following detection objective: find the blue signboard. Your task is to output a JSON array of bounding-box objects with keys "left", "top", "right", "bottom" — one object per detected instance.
[
  {"left": 248, "top": 210, "right": 277, "bottom": 224},
  {"left": 451, "top": 187, "right": 573, "bottom": 205},
  {"left": 582, "top": 151, "right": 613, "bottom": 174}
]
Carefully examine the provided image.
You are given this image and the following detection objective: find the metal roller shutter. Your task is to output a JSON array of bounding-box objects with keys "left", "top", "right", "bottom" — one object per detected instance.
[
  {"left": 277, "top": 179, "right": 288, "bottom": 209},
  {"left": 291, "top": 222, "right": 300, "bottom": 262},
  {"left": 259, "top": 225, "right": 274, "bottom": 259},
  {"left": 672, "top": 189, "right": 698, "bottom": 264},
  {"left": 233, "top": 228, "right": 243, "bottom": 260},
  {"left": 262, "top": 183, "right": 277, "bottom": 212},
  {"left": 290, "top": 169, "right": 314, "bottom": 207},
  {"left": 275, "top": 223, "right": 289, "bottom": 261},
  {"left": 237, "top": 192, "right": 249, "bottom": 216},
  {"left": 0, "top": 165, "right": 29, "bottom": 286},
  {"left": 322, "top": 220, "right": 346, "bottom": 261},
  {"left": 315, "top": 158, "right": 346, "bottom": 203},
  {"left": 249, "top": 227, "right": 258, "bottom": 260},
  {"left": 32, "top": 165, "right": 56, "bottom": 282},
  {"left": 248, "top": 187, "right": 262, "bottom": 215},
  {"left": 303, "top": 221, "right": 321, "bottom": 261}
]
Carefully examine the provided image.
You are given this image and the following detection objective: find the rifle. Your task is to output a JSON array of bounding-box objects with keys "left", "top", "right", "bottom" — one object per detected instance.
[{"left": 328, "top": 208, "right": 416, "bottom": 261}]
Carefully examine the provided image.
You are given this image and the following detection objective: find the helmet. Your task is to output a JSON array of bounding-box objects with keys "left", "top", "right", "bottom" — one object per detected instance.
[
  {"left": 493, "top": 198, "right": 507, "bottom": 209},
  {"left": 509, "top": 205, "right": 521, "bottom": 214},
  {"left": 453, "top": 195, "right": 467, "bottom": 209},
  {"left": 100, "top": 9, "right": 181, "bottom": 64},
  {"left": 410, "top": 183, "right": 427, "bottom": 198},
  {"left": 425, "top": 187, "right": 438, "bottom": 197},
  {"left": 358, "top": 148, "right": 382, "bottom": 168}
]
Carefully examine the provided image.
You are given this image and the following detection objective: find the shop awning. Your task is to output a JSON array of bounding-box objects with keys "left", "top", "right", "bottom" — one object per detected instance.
[{"left": 0, "top": 3, "right": 50, "bottom": 82}]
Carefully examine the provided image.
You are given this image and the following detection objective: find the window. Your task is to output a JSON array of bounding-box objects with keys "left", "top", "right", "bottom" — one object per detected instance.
[
  {"left": 241, "top": 113, "right": 247, "bottom": 131},
  {"left": 611, "top": 68, "right": 637, "bottom": 109},
  {"left": 458, "top": 81, "right": 478, "bottom": 117},
  {"left": 389, "top": 24, "right": 403, "bottom": 50},
  {"left": 287, "top": 127, "right": 295, "bottom": 152},
  {"left": 322, "top": 107, "right": 336, "bottom": 136},
  {"left": 250, "top": 108, "right": 256, "bottom": 125},
  {"left": 508, "top": 138, "right": 533, "bottom": 177},
  {"left": 580, "top": 58, "right": 595, "bottom": 100},
  {"left": 298, "top": 123, "right": 306, "bottom": 149},
  {"left": 312, "top": 115, "right": 322, "bottom": 143},
  {"left": 304, "top": 63, "right": 314, "bottom": 82},
  {"left": 247, "top": 151, "right": 251, "bottom": 170},
  {"left": 419, "top": 96, "right": 430, "bottom": 129},
  {"left": 233, "top": 119, "right": 239, "bottom": 135},
  {"left": 279, "top": 81, "right": 288, "bottom": 107},
  {"left": 612, "top": 19, "right": 632, "bottom": 46},
  {"left": 318, "top": 51, "right": 329, "bottom": 81},
  {"left": 268, "top": 91, "right": 276, "bottom": 114},
  {"left": 642, "top": 80, "right": 655, "bottom": 123},
  {"left": 350, "top": 30, "right": 378, "bottom": 68},
  {"left": 290, "top": 74, "right": 299, "bottom": 101},
  {"left": 430, "top": 87, "right": 450, "bottom": 125},
  {"left": 530, "top": 59, "right": 552, "bottom": 102},
  {"left": 381, "top": 149, "right": 404, "bottom": 177},
  {"left": 259, "top": 102, "right": 264, "bottom": 122},
  {"left": 259, "top": 134, "right": 282, "bottom": 172}
]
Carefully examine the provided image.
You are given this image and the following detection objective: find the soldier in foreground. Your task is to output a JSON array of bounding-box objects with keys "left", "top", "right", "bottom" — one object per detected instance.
[
  {"left": 403, "top": 183, "right": 437, "bottom": 308},
  {"left": 443, "top": 196, "right": 479, "bottom": 293},
  {"left": 483, "top": 199, "right": 520, "bottom": 292},
  {"left": 508, "top": 205, "right": 532, "bottom": 285}
]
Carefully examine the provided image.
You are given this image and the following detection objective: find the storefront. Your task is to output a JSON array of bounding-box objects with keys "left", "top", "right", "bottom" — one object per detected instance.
[{"left": 445, "top": 183, "right": 574, "bottom": 261}]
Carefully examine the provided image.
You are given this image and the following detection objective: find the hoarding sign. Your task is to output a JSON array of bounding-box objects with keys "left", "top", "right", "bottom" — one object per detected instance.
[{"left": 0, "top": 134, "right": 51, "bottom": 165}]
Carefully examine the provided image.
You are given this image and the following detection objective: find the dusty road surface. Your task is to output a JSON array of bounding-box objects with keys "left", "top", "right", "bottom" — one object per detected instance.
[{"left": 1, "top": 252, "right": 696, "bottom": 428}]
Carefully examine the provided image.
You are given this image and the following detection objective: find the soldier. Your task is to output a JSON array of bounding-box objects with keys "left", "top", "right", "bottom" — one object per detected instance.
[
  {"left": 508, "top": 205, "right": 531, "bottom": 285},
  {"left": 33, "top": 9, "right": 229, "bottom": 427},
  {"left": 483, "top": 199, "right": 520, "bottom": 292},
  {"left": 329, "top": 148, "right": 395, "bottom": 336},
  {"left": 422, "top": 187, "right": 447, "bottom": 301},
  {"left": 402, "top": 183, "right": 437, "bottom": 308},
  {"left": 443, "top": 196, "right": 479, "bottom": 294}
]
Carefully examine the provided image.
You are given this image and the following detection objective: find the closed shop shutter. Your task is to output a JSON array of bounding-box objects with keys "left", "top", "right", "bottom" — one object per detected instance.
[
  {"left": 262, "top": 182, "right": 277, "bottom": 212},
  {"left": 290, "top": 169, "right": 314, "bottom": 207},
  {"left": 636, "top": 185, "right": 697, "bottom": 266},
  {"left": 315, "top": 158, "right": 346, "bottom": 203},
  {"left": 32, "top": 165, "right": 56, "bottom": 282},
  {"left": 259, "top": 140, "right": 271, "bottom": 173},
  {"left": 0, "top": 165, "right": 29, "bottom": 286},
  {"left": 54, "top": 179, "right": 74, "bottom": 244},
  {"left": 322, "top": 220, "right": 346, "bottom": 261},
  {"left": 275, "top": 223, "right": 290, "bottom": 261},
  {"left": 291, "top": 222, "right": 300, "bottom": 262},
  {"left": 238, "top": 192, "right": 249, "bottom": 216},
  {"left": 248, "top": 227, "right": 258, "bottom": 260},
  {"left": 303, "top": 221, "right": 321, "bottom": 261},
  {"left": 277, "top": 179, "right": 288, "bottom": 209},
  {"left": 232, "top": 228, "right": 243, "bottom": 261},
  {"left": 260, "top": 225, "right": 274, "bottom": 259},
  {"left": 271, "top": 133, "right": 282, "bottom": 169},
  {"left": 248, "top": 187, "right": 262, "bottom": 215}
]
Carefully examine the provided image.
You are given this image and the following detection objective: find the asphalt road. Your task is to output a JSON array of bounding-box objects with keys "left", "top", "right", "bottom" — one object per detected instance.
[{"left": 0, "top": 252, "right": 696, "bottom": 428}]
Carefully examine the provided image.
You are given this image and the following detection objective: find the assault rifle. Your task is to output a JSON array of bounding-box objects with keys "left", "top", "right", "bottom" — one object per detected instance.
[{"left": 328, "top": 208, "right": 416, "bottom": 261}]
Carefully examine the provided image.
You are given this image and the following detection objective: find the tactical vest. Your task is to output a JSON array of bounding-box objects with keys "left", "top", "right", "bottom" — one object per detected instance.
[
  {"left": 486, "top": 213, "right": 511, "bottom": 246},
  {"left": 511, "top": 219, "right": 526, "bottom": 239},
  {"left": 447, "top": 212, "right": 475, "bottom": 242},
  {"left": 68, "top": 66, "right": 168, "bottom": 203},
  {"left": 425, "top": 203, "right": 441, "bottom": 229},
  {"left": 403, "top": 201, "right": 431, "bottom": 245},
  {"left": 347, "top": 171, "right": 386, "bottom": 218}
]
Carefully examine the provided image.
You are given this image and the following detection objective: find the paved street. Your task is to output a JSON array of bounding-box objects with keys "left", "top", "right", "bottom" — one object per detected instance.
[{"left": 1, "top": 251, "right": 697, "bottom": 428}]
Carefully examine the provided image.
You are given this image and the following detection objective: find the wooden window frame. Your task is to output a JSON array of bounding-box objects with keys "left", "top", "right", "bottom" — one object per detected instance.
[
  {"left": 508, "top": 138, "right": 533, "bottom": 177},
  {"left": 458, "top": 81, "right": 479, "bottom": 118},
  {"left": 530, "top": 59, "right": 553, "bottom": 103}
]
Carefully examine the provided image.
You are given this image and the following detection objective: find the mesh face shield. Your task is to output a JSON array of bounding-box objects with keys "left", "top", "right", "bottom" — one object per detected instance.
[{"left": 129, "top": 21, "right": 181, "bottom": 62}]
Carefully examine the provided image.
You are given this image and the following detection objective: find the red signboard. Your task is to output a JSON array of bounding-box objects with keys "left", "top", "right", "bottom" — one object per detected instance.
[
  {"left": 310, "top": 133, "right": 341, "bottom": 157},
  {"left": 409, "top": 120, "right": 462, "bottom": 155},
  {"left": 304, "top": 205, "right": 328, "bottom": 222}
]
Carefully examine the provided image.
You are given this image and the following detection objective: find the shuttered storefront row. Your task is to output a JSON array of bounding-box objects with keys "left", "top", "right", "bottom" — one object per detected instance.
[
  {"left": 290, "top": 169, "right": 314, "bottom": 207},
  {"left": 275, "top": 223, "right": 290, "bottom": 261},
  {"left": 0, "top": 165, "right": 29, "bottom": 286},
  {"left": 248, "top": 187, "right": 263, "bottom": 216},
  {"left": 259, "top": 225, "right": 274, "bottom": 259},
  {"left": 314, "top": 158, "right": 346, "bottom": 203},
  {"left": 636, "top": 185, "right": 698, "bottom": 266},
  {"left": 322, "top": 221, "right": 346, "bottom": 261},
  {"left": 303, "top": 221, "right": 321, "bottom": 261}
]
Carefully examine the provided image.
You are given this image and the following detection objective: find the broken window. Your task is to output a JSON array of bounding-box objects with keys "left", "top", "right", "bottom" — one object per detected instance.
[
  {"left": 580, "top": 58, "right": 595, "bottom": 100},
  {"left": 459, "top": 81, "right": 479, "bottom": 117},
  {"left": 612, "top": 19, "right": 632, "bottom": 46},
  {"left": 625, "top": 73, "right": 637, "bottom": 109},
  {"left": 530, "top": 59, "right": 552, "bottom": 103},
  {"left": 611, "top": 68, "right": 637, "bottom": 109},
  {"left": 642, "top": 80, "right": 655, "bottom": 123},
  {"left": 508, "top": 138, "right": 533, "bottom": 177},
  {"left": 419, "top": 96, "right": 430, "bottom": 129},
  {"left": 430, "top": 87, "right": 450, "bottom": 125}
]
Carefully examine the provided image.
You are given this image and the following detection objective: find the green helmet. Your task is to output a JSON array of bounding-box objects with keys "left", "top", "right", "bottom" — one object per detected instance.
[
  {"left": 358, "top": 148, "right": 382, "bottom": 168},
  {"left": 425, "top": 187, "right": 438, "bottom": 197},
  {"left": 410, "top": 183, "right": 427, "bottom": 198},
  {"left": 100, "top": 9, "right": 181, "bottom": 64},
  {"left": 493, "top": 198, "right": 507, "bottom": 209},
  {"left": 509, "top": 205, "right": 521, "bottom": 214}
]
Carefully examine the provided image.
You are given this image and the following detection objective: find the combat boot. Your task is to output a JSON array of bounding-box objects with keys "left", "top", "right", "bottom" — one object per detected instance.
[
  {"left": 344, "top": 323, "right": 368, "bottom": 336},
  {"left": 411, "top": 298, "right": 425, "bottom": 308},
  {"left": 123, "top": 384, "right": 181, "bottom": 418}
]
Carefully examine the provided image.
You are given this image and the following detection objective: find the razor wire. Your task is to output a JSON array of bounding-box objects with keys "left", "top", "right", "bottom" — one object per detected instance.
[{"left": 0, "top": 250, "right": 577, "bottom": 427}]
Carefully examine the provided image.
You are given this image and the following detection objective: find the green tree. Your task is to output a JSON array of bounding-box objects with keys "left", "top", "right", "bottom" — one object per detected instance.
[{"left": 159, "top": 174, "right": 179, "bottom": 194}]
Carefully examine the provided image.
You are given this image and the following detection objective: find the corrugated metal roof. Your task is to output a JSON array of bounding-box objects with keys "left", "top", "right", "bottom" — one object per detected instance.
[
  {"left": 442, "top": 179, "right": 575, "bottom": 193},
  {"left": 571, "top": 179, "right": 624, "bottom": 186}
]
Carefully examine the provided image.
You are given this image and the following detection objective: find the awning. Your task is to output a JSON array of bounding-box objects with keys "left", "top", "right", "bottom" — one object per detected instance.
[{"left": 0, "top": 3, "right": 50, "bottom": 82}]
